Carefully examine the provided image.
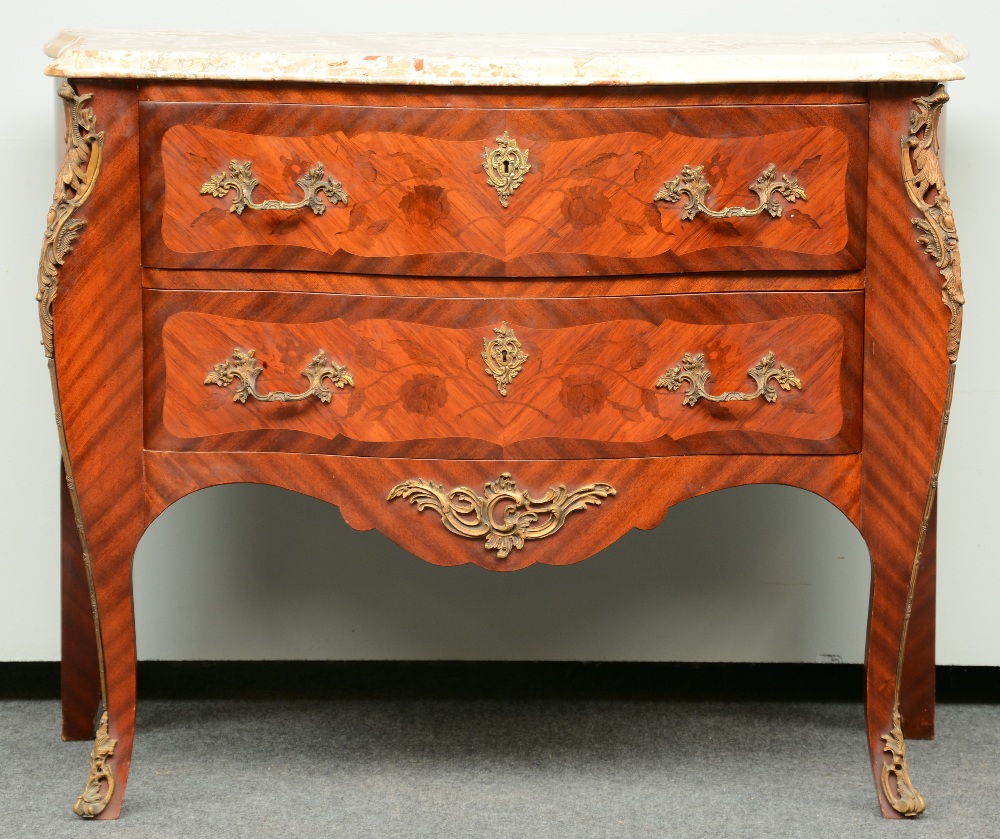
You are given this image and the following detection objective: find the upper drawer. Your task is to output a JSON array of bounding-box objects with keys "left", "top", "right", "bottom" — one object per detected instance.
[{"left": 140, "top": 102, "right": 866, "bottom": 277}]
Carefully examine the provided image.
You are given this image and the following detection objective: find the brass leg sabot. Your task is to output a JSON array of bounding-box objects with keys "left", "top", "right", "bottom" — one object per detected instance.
[
  {"left": 881, "top": 710, "right": 926, "bottom": 816},
  {"left": 72, "top": 712, "right": 118, "bottom": 818}
]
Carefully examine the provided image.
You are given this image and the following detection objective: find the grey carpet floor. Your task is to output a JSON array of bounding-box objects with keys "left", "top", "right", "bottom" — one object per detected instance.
[{"left": 0, "top": 699, "right": 996, "bottom": 838}]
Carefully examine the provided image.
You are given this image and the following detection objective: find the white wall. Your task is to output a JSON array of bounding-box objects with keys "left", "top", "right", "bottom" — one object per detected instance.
[{"left": 0, "top": 2, "right": 995, "bottom": 665}]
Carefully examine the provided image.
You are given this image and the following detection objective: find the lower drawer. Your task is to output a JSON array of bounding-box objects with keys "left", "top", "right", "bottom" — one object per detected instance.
[{"left": 143, "top": 289, "right": 863, "bottom": 459}]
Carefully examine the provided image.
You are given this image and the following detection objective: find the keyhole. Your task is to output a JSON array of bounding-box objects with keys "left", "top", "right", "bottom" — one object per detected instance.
[
  {"left": 501, "top": 348, "right": 508, "bottom": 362},
  {"left": 503, "top": 160, "right": 510, "bottom": 174}
]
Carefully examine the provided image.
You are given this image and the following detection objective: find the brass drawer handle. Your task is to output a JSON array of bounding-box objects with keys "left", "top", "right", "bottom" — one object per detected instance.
[
  {"left": 484, "top": 131, "right": 531, "bottom": 207},
  {"left": 656, "top": 351, "right": 801, "bottom": 407},
  {"left": 654, "top": 163, "right": 806, "bottom": 220},
  {"left": 388, "top": 472, "right": 615, "bottom": 559},
  {"left": 201, "top": 160, "right": 348, "bottom": 215},
  {"left": 205, "top": 347, "right": 354, "bottom": 404}
]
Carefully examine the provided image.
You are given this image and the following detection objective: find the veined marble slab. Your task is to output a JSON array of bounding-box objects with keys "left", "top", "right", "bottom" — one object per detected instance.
[{"left": 44, "top": 31, "right": 967, "bottom": 86}]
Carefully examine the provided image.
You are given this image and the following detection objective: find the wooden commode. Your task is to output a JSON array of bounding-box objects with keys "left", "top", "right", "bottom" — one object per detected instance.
[{"left": 37, "top": 32, "right": 967, "bottom": 819}]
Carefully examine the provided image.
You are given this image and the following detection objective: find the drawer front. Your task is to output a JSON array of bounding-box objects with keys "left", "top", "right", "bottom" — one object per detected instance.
[
  {"left": 144, "top": 289, "right": 862, "bottom": 458},
  {"left": 140, "top": 102, "right": 866, "bottom": 277}
]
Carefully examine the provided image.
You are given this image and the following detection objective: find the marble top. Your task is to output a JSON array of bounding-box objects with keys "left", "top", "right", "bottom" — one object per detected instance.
[{"left": 44, "top": 31, "right": 967, "bottom": 86}]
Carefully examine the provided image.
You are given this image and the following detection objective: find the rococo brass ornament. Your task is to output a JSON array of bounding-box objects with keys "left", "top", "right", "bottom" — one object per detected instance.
[
  {"left": 482, "top": 321, "right": 528, "bottom": 396},
  {"left": 388, "top": 472, "right": 615, "bottom": 559},
  {"left": 654, "top": 163, "right": 807, "bottom": 220},
  {"left": 205, "top": 347, "right": 355, "bottom": 403},
  {"left": 201, "top": 159, "right": 348, "bottom": 215},
  {"left": 72, "top": 712, "right": 117, "bottom": 818},
  {"left": 881, "top": 710, "right": 927, "bottom": 816},
  {"left": 37, "top": 82, "right": 104, "bottom": 360},
  {"left": 483, "top": 131, "right": 531, "bottom": 207},
  {"left": 902, "top": 85, "right": 964, "bottom": 362},
  {"left": 656, "top": 351, "right": 802, "bottom": 406}
]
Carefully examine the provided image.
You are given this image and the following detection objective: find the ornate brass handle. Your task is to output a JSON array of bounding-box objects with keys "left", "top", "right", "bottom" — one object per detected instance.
[
  {"left": 654, "top": 163, "right": 806, "bottom": 220},
  {"left": 656, "top": 351, "right": 801, "bottom": 407},
  {"left": 483, "top": 131, "right": 531, "bottom": 207},
  {"left": 201, "top": 160, "right": 348, "bottom": 215},
  {"left": 205, "top": 348, "right": 354, "bottom": 403},
  {"left": 388, "top": 472, "right": 615, "bottom": 559}
]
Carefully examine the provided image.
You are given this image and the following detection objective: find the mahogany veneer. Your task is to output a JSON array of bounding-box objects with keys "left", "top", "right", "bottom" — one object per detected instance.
[{"left": 41, "top": 68, "right": 963, "bottom": 821}]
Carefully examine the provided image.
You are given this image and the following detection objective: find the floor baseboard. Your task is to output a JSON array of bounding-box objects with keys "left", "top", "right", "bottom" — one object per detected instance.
[{"left": 2, "top": 660, "right": 997, "bottom": 702}]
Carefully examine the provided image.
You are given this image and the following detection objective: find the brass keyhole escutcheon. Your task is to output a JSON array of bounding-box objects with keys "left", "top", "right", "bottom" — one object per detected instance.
[
  {"left": 483, "top": 131, "right": 531, "bottom": 208},
  {"left": 482, "top": 321, "right": 528, "bottom": 396}
]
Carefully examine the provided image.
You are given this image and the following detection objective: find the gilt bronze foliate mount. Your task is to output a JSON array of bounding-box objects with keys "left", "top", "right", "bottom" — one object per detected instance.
[
  {"left": 388, "top": 472, "right": 615, "bottom": 559},
  {"left": 902, "top": 85, "right": 964, "bottom": 363},
  {"left": 37, "top": 82, "right": 104, "bottom": 360}
]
